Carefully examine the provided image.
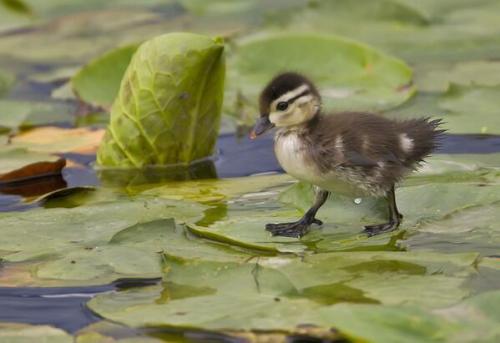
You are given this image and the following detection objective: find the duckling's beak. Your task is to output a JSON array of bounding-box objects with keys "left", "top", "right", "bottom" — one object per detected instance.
[{"left": 250, "top": 116, "right": 274, "bottom": 140}]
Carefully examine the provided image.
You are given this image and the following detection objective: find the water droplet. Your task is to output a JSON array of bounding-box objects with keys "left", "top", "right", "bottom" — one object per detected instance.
[{"left": 354, "top": 198, "right": 362, "bottom": 204}]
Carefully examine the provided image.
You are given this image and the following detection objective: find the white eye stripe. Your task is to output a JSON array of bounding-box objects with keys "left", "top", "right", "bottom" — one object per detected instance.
[
  {"left": 294, "top": 94, "right": 313, "bottom": 105},
  {"left": 271, "top": 84, "right": 310, "bottom": 108}
]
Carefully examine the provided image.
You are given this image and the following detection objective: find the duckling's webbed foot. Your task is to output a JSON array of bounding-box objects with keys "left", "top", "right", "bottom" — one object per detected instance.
[
  {"left": 266, "top": 218, "right": 322, "bottom": 238},
  {"left": 363, "top": 185, "right": 402, "bottom": 237},
  {"left": 363, "top": 220, "right": 400, "bottom": 237},
  {"left": 266, "top": 189, "right": 329, "bottom": 238}
]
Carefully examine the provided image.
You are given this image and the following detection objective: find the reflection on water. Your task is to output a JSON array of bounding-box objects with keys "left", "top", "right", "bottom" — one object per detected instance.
[
  {"left": 0, "top": 174, "right": 67, "bottom": 198},
  {"left": 97, "top": 159, "right": 217, "bottom": 189}
]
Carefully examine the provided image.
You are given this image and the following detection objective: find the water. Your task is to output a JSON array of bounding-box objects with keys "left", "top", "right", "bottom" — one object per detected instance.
[
  {"left": 0, "top": 279, "right": 159, "bottom": 333},
  {"left": 0, "top": 131, "right": 499, "bottom": 336}
]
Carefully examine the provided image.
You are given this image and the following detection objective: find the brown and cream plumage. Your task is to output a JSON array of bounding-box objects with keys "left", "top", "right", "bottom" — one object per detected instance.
[{"left": 250, "top": 72, "right": 444, "bottom": 238}]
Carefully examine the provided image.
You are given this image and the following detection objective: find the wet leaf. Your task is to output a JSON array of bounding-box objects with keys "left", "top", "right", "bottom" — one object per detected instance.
[
  {"left": 0, "top": 198, "right": 205, "bottom": 263},
  {"left": 402, "top": 203, "right": 500, "bottom": 257},
  {"left": 0, "top": 148, "right": 65, "bottom": 183},
  {"left": 141, "top": 173, "right": 294, "bottom": 202},
  {"left": 10, "top": 127, "right": 105, "bottom": 154},
  {"left": 109, "top": 219, "right": 249, "bottom": 263},
  {"left": 88, "top": 250, "right": 477, "bottom": 332},
  {"left": 97, "top": 32, "right": 225, "bottom": 167},
  {"left": 36, "top": 245, "right": 164, "bottom": 281},
  {"left": 228, "top": 33, "right": 414, "bottom": 118},
  {"left": 72, "top": 44, "right": 139, "bottom": 108},
  {"left": 186, "top": 177, "right": 500, "bottom": 253},
  {"left": 0, "top": 323, "right": 72, "bottom": 343}
]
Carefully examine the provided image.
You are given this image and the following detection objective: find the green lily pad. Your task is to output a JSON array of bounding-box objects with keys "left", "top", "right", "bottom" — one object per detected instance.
[
  {"left": 415, "top": 61, "right": 500, "bottom": 92},
  {"left": 141, "top": 173, "right": 294, "bottom": 203},
  {"left": 314, "top": 290, "right": 500, "bottom": 343},
  {"left": 0, "top": 323, "right": 72, "bottom": 343},
  {"left": 0, "top": 69, "right": 12, "bottom": 98},
  {"left": 437, "top": 84, "right": 500, "bottom": 134},
  {"left": 0, "top": 197, "right": 205, "bottom": 262},
  {"left": 36, "top": 245, "right": 163, "bottom": 281},
  {"left": 274, "top": 0, "right": 500, "bottom": 64},
  {"left": 401, "top": 203, "right": 500, "bottom": 256},
  {"left": 109, "top": 220, "right": 249, "bottom": 263},
  {"left": 228, "top": 33, "right": 414, "bottom": 119},
  {"left": 186, "top": 176, "right": 500, "bottom": 253},
  {"left": 1, "top": 204, "right": 252, "bottom": 284},
  {"left": 88, "top": 250, "right": 478, "bottom": 332},
  {"left": 72, "top": 44, "right": 139, "bottom": 108},
  {"left": 0, "top": 100, "right": 74, "bottom": 132}
]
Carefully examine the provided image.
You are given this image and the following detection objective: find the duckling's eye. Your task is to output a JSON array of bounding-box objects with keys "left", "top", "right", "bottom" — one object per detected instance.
[{"left": 276, "top": 102, "right": 288, "bottom": 111}]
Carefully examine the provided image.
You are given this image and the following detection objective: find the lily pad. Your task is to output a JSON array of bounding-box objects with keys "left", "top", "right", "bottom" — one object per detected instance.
[
  {"left": 0, "top": 206, "right": 253, "bottom": 284},
  {"left": 72, "top": 44, "right": 139, "bottom": 108},
  {"left": 186, "top": 177, "right": 500, "bottom": 253},
  {"left": 0, "top": 197, "right": 205, "bottom": 263},
  {"left": 0, "top": 69, "right": 12, "bottom": 97},
  {"left": 141, "top": 173, "right": 294, "bottom": 202},
  {"left": 437, "top": 84, "right": 500, "bottom": 134},
  {"left": 9, "top": 127, "right": 105, "bottom": 154},
  {"left": 415, "top": 61, "right": 500, "bottom": 92},
  {"left": 88, "top": 250, "right": 478, "bottom": 332},
  {"left": 0, "top": 323, "right": 72, "bottom": 343},
  {"left": 401, "top": 203, "right": 500, "bottom": 257},
  {"left": 274, "top": 0, "right": 500, "bottom": 64},
  {"left": 0, "top": 100, "right": 75, "bottom": 132},
  {"left": 228, "top": 33, "right": 414, "bottom": 118}
]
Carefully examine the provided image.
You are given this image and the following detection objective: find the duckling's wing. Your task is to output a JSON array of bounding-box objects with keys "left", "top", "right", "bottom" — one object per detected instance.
[{"left": 342, "top": 150, "right": 379, "bottom": 168}]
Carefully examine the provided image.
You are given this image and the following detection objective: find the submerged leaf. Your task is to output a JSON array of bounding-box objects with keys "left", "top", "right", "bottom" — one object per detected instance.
[
  {"left": 97, "top": 32, "right": 225, "bottom": 167},
  {"left": 72, "top": 44, "right": 139, "bottom": 108}
]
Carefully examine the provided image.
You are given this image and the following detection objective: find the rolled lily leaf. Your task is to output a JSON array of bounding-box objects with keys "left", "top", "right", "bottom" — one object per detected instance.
[{"left": 97, "top": 32, "right": 225, "bottom": 168}]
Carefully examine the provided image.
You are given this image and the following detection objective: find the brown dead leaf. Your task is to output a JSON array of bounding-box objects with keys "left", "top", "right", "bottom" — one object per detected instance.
[
  {"left": 10, "top": 126, "right": 105, "bottom": 154},
  {"left": 0, "top": 158, "right": 65, "bottom": 183}
]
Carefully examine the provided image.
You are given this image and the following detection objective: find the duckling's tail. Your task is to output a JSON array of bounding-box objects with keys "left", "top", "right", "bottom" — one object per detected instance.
[{"left": 399, "top": 117, "right": 446, "bottom": 166}]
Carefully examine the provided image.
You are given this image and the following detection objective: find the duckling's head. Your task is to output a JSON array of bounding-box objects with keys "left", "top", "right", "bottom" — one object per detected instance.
[{"left": 250, "top": 72, "right": 321, "bottom": 139}]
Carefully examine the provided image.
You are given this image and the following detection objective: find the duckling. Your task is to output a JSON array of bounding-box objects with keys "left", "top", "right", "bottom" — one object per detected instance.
[{"left": 250, "top": 72, "right": 444, "bottom": 238}]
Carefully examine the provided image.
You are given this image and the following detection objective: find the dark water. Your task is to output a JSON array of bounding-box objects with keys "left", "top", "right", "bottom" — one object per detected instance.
[
  {"left": 0, "top": 279, "right": 159, "bottom": 333},
  {"left": 1, "top": 132, "right": 500, "bottom": 336}
]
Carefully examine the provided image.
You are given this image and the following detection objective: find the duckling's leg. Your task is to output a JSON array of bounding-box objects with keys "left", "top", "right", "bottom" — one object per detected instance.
[
  {"left": 266, "top": 189, "right": 329, "bottom": 238},
  {"left": 363, "top": 185, "right": 402, "bottom": 236}
]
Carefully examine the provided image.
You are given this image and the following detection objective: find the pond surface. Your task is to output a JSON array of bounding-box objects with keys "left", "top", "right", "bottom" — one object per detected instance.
[
  {"left": 1, "top": 132, "right": 499, "bottom": 338},
  {"left": 1, "top": 1, "right": 500, "bottom": 342}
]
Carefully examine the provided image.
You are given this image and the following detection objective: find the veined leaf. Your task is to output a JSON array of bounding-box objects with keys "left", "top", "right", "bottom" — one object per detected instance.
[{"left": 97, "top": 32, "right": 225, "bottom": 167}]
